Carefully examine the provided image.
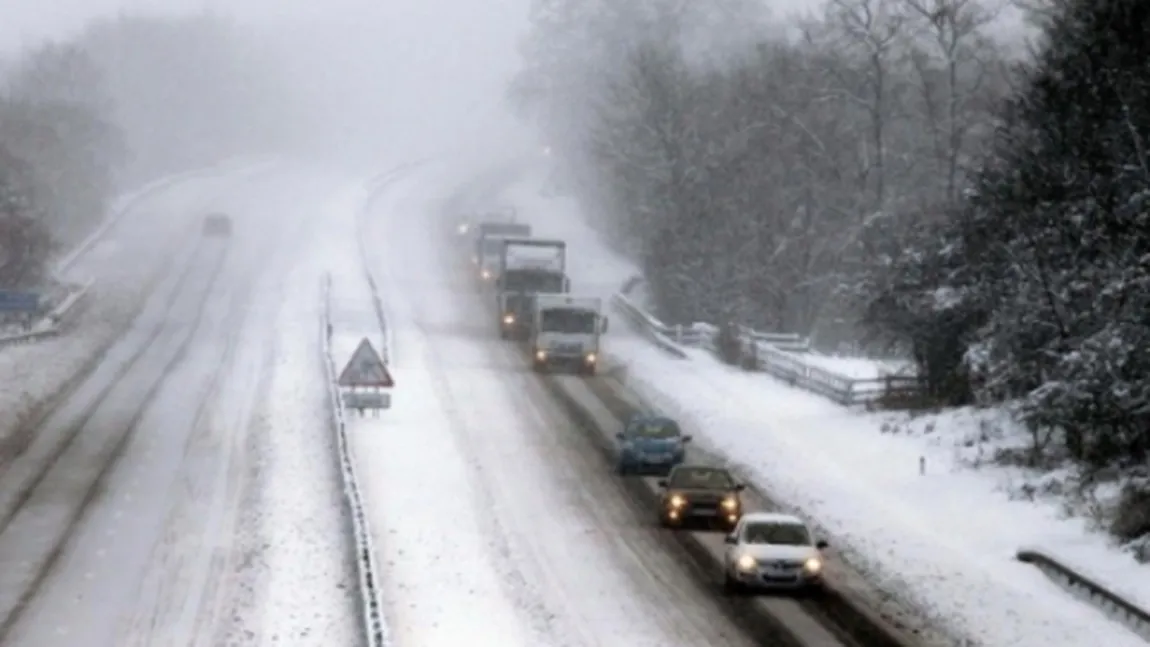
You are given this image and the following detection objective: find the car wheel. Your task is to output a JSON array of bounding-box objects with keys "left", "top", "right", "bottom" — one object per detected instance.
[{"left": 723, "top": 573, "right": 743, "bottom": 596}]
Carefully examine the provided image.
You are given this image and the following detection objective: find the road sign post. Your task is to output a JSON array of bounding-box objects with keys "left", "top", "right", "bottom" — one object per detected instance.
[{"left": 337, "top": 338, "right": 394, "bottom": 415}]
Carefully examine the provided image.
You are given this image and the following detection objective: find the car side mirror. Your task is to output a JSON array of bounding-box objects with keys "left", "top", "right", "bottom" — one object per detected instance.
[
  {"left": 816, "top": 539, "right": 829, "bottom": 550},
  {"left": 682, "top": 435, "right": 693, "bottom": 442},
  {"left": 735, "top": 484, "right": 746, "bottom": 491},
  {"left": 615, "top": 432, "right": 625, "bottom": 440},
  {"left": 601, "top": 316, "right": 609, "bottom": 333},
  {"left": 563, "top": 277, "right": 571, "bottom": 291},
  {"left": 657, "top": 479, "right": 668, "bottom": 488},
  {"left": 724, "top": 534, "right": 738, "bottom": 545}
]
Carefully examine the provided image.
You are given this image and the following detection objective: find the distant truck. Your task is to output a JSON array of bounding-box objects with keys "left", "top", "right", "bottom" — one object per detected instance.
[
  {"left": 528, "top": 293, "right": 608, "bottom": 375},
  {"left": 496, "top": 238, "right": 569, "bottom": 339},
  {"left": 457, "top": 206, "right": 517, "bottom": 237},
  {"left": 202, "top": 212, "right": 232, "bottom": 237},
  {"left": 474, "top": 222, "right": 531, "bottom": 281}
]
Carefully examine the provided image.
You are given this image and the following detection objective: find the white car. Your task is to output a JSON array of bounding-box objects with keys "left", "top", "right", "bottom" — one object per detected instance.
[{"left": 722, "top": 512, "right": 829, "bottom": 595}]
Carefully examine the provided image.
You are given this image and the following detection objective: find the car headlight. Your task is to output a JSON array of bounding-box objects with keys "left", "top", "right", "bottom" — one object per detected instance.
[
  {"left": 534, "top": 349, "right": 547, "bottom": 361},
  {"left": 720, "top": 496, "right": 738, "bottom": 510},
  {"left": 458, "top": 224, "right": 468, "bottom": 234},
  {"left": 503, "top": 313, "right": 515, "bottom": 325},
  {"left": 803, "top": 557, "right": 822, "bottom": 574},
  {"left": 481, "top": 270, "right": 491, "bottom": 279},
  {"left": 669, "top": 494, "right": 686, "bottom": 508},
  {"left": 584, "top": 352, "right": 596, "bottom": 364},
  {"left": 736, "top": 555, "right": 757, "bottom": 571}
]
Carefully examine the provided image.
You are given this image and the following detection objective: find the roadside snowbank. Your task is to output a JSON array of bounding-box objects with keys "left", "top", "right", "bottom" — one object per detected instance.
[{"left": 500, "top": 163, "right": 1150, "bottom": 647}]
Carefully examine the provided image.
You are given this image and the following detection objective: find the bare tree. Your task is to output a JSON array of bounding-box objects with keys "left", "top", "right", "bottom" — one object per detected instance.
[{"left": 902, "top": 0, "right": 999, "bottom": 202}]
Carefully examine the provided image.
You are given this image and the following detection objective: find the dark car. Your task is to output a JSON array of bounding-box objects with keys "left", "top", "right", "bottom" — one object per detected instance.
[
  {"left": 658, "top": 465, "right": 745, "bottom": 531},
  {"left": 202, "top": 213, "right": 232, "bottom": 237}
]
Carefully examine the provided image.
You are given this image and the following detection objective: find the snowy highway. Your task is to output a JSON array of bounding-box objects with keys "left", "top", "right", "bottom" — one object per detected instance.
[
  {"left": 0, "top": 164, "right": 361, "bottom": 647},
  {"left": 326, "top": 165, "right": 767, "bottom": 647}
]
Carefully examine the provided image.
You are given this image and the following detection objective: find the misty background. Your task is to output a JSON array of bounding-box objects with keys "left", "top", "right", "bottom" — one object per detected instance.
[{"left": 3, "top": 0, "right": 1148, "bottom": 548}]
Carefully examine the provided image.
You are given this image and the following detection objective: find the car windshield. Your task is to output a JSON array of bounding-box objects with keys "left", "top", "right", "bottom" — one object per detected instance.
[
  {"left": 540, "top": 308, "right": 597, "bottom": 333},
  {"left": 503, "top": 270, "right": 565, "bottom": 293},
  {"left": 669, "top": 467, "right": 733, "bottom": 489},
  {"left": 742, "top": 522, "right": 812, "bottom": 546},
  {"left": 627, "top": 419, "right": 680, "bottom": 439}
]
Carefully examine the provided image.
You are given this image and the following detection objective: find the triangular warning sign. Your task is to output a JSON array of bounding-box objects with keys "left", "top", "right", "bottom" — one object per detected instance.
[{"left": 338, "top": 338, "right": 394, "bottom": 387}]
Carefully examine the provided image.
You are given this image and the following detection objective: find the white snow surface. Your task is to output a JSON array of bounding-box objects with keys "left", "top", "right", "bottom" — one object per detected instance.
[
  {"left": 0, "top": 167, "right": 265, "bottom": 455},
  {"left": 334, "top": 164, "right": 759, "bottom": 647},
  {"left": 498, "top": 163, "right": 1150, "bottom": 647},
  {"left": 0, "top": 163, "right": 361, "bottom": 646},
  {"left": 801, "top": 353, "right": 913, "bottom": 380}
]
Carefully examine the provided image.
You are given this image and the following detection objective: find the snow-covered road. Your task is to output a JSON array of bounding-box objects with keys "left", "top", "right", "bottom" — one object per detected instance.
[
  {"left": 0, "top": 163, "right": 361, "bottom": 647},
  {"left": 334, "top": 164, "right": 759, "bottom": 647},
  {"left": 492, "top": 162, "right": 1150, "bottom": 647}
]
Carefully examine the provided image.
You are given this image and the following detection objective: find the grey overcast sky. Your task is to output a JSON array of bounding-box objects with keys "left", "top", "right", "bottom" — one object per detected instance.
[{"left": 0, "top": 0, "right": 529, "bottom": 53}]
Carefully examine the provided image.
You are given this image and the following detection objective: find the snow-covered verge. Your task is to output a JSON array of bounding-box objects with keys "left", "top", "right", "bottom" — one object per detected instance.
[
  {"left": 0, "top": 163, "right": 272, "bottom": 463},
  {"left": 499, "top": 163, "right": 1150, "bottom": 647}
]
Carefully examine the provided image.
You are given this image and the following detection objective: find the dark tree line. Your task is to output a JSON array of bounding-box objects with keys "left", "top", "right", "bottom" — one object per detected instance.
[
  {"left": 514, "top": 0, "right": 1149, "bottom": 546},
  {"left": 0, "top": 13, "right": 298, "bottom": 286}
]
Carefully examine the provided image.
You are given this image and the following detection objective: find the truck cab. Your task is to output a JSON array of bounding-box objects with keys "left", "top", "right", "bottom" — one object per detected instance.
[
  {"left": 529, "top": 294, "right": 609, "bottom": 375},
  {"left": 496, "top": 237, "right": 569, "bottom": 339},
  {"left": 498, "top": 269, "right": 569, "bottom": 339},
  {"left": 472, "top": 223, "right": 531, "bottom": 281}
]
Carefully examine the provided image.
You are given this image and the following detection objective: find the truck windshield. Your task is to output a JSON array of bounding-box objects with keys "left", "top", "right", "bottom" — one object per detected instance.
[
  {"left": 481, "top": 238, "right": 503, "bottom": 254},
  {"left": 540, "top": 308, "right": 597, "bottom": 333},
  {"left": 503, "top": 270, "right": 564, "bottom": 292}
]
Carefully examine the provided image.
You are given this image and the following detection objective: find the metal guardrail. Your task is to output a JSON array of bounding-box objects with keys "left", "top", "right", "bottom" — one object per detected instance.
[
  {"left": 1016, "top": 548, "right": 1150, "bottom": 641},
  {"left": 321, "top": 162, "right": 424, "bottom": 647},
  {"left": 321, "top": 273, "right": 390, "bottom": 647},
  {"left": 0, "top": 280, "right": 94, "bottom": 349},
  {"left": 1, "top": 159, "right": 277, "bottom": 351},
  {"left": 612, "top": 278, "right": 923, "bottom": 406}
]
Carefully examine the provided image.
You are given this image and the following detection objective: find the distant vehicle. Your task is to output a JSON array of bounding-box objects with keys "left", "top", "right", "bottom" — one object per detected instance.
[
  {"left": 657, "top": 465, "right": 745, "bottom": 530},
  {"left": 614, "top": 414, "right": 691, "bottom": 475},
  {"left": 722, "top": 512, "right": 829, "bottom": 595},
  {"left": 474, "top": 223, "right": 532, "bottom": 280},
  {"left": 202, "top": 213, "right": 232, "bottom": 237}
]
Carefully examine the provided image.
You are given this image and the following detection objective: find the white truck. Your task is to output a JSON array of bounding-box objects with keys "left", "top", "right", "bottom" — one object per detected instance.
[
  {"left": 528, "top": 293, "right": 609, "bottom": 375},
  {"left": 474, "top": 222, "right": 531, "bottom": 282},
  {"left": 497, "top": 238, "right": 569, "bottom": 340}
]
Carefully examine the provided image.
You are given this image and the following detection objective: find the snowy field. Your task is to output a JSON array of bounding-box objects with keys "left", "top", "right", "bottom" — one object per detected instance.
[
  {"left": 801, "top": 353, "right": 914, "bottom": 380},
  {"left": 498, "top": 162, "right": 1150, "bottom": 647},
  {"left": 0, "top": 163, "right": 363, "bottom": 646}
]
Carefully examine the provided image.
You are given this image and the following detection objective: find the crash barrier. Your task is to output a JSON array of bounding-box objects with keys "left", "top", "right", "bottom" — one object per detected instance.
[
  {"left": 56, "top": 157, "right": 276, "bottom": 275},
  {"left": 1016, "top": 548, "right": 1150, "bottom": 641},
  {"left": 354, "top": 164, "right": 423, "bottom": 364},
  {"left": 613, "top": 277, "right": 924, "bottom": 407},
  {"left": 0, "top": 159, "right": 278, "bottom": 350},
  {"left": 0, "top": 279, "right": 94, "bottom": 349},
  {"left": 321, "top": 273, "right": 391, "bottom": 647}
]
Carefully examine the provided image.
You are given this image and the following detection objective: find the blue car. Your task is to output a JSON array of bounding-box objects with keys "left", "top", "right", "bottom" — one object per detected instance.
[{"left": 614, "top": 415, "right": 692, "bottom": 475}]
